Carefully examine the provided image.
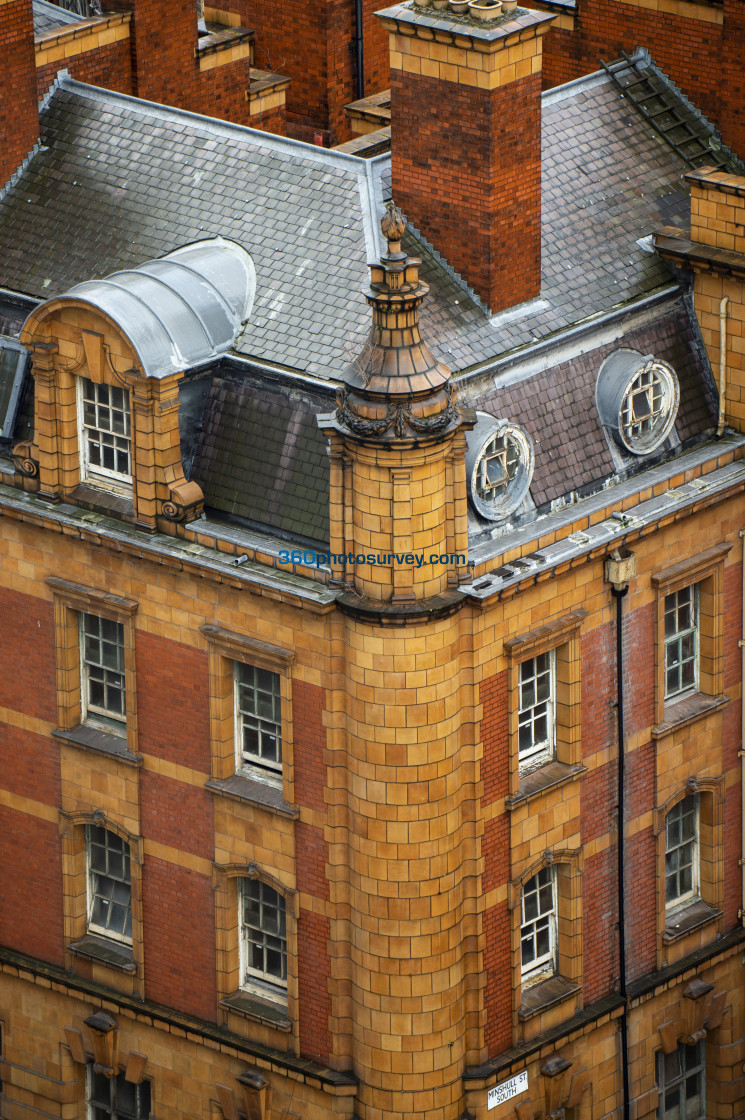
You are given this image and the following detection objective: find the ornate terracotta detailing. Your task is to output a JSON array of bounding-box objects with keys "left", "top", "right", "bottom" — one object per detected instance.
[
  {"left": 335, "top": 381, "right": 460, "bottom": 440},
  {"left": 160, "top": 480, "right": 205, "bottom": 524},
  {"left": 329, "top": 202, "right": 462, "bottom": 444},
  {"left": 12, "top": 439, "right": 39, "bottom": 477}
]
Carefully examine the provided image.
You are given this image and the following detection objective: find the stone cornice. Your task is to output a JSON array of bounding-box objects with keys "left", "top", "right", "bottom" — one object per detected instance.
[{"left": 375, "top": 2, "right": 555, "bottom": 50}]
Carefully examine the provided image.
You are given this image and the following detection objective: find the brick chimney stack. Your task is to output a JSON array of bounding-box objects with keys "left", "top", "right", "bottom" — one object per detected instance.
[
  {"left": 0, "top": 0, "right": 38, "bottom": 190},
  {"left": 377, "top": 4, "right": 554, "bottom": 314}
]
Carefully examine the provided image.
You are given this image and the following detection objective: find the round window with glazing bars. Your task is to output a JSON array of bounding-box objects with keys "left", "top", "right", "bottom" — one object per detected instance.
[
  {"left": 620, "top": 359, "right": 677, "bottom": 453},
  {"left": 596, "top": 351, "right": 680, "bottom": 457},
  {"left": 468, "top": 418, "right": 534, "bottom": 521}
]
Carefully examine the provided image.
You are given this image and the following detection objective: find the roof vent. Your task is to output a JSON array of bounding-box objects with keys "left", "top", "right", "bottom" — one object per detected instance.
[
  {"left": 596, "top": 349, "right": 679, "bottom": 456},
  {"left": 465, "top": 412, "right": 534, "bottom": 522}
]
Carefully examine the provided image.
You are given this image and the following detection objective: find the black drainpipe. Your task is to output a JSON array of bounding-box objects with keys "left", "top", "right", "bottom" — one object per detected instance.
[
  {"left": 354, "top": 0, "right": 364, "bottom": 100},
  {"left": 613, "top": 582, "right": 631, "bottom": 1120}
]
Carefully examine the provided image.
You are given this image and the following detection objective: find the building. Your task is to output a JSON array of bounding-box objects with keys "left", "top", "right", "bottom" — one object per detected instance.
[{"left": 0, "top": 4, "right": 745, "bottom": 1120}]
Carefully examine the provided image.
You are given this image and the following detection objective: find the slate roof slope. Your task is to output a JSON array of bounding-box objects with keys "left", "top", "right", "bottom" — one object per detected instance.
[
  {"left": 0, "top": 67, "right": 693, "bottom": 380},
  {"left": 0, "top": 78, "right": 376, "bottom": 380},
  {"left": 191, "top": 375, "right": 332, "bottom": 544},
  {"left": 33, "top": 0, "right": 81, "bottom": 34},
  {"left": 462, "top": 295, "right": 717, "bottom": 519}
]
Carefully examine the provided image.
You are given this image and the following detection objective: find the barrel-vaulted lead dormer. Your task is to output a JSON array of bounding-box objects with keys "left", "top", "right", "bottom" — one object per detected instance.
[{"left": 14, "top": 238, "right": 255, "bottom": 533}]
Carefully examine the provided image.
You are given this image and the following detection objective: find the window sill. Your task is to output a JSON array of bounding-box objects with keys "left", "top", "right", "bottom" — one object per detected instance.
[
  {"left": 652, "top": 693, "right": 729, "bottom": 739},
  {"left": 69, "top": 934, "right": 136, "bottom": 972},
  {"left": 662, "top": 899, "right": 722, "bottom": 944},
  {"left": 221, "top": 990, "right": 291, "bottom": 1031},
  {"left": 205, "top": 774, "right": 299, "bottom": 818},
  {"left": 507, "top": 760, "right": 586, "bottom": 808},
  {"left": 53, "top": 723, "right": 142, "bottom": 766},
  {"left": 70, "top": 482, "right": 134, "bottom": 520},
  {"left": 518, "top": 973, "right": 581, "bottom": 1022}
]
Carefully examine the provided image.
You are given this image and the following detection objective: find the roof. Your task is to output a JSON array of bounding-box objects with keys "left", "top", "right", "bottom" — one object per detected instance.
[
  {"left": 0, "top": 64, "right": 694, "bottom": 379},
  {"left": 29, "top": 238, "right": 256, "bottom": 378},
  {"left": 33, "top": 0, "right": 81, "bottom": 34},
  {"left": 190, "top": 374, "right": 332, "bottom": 544},
  {"left": 462, "top": 293, "right": 717, "bottom": 527}
]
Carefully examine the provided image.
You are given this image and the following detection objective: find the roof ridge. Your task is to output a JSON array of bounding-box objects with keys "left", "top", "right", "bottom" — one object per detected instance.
[{"left": 51, "top": 73, "right": 373, "bottom": 174}]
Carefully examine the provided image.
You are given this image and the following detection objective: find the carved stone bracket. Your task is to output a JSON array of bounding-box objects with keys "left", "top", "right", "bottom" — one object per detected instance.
[
  {"left": 12, "top": 439, "right": 39, "bottom": 478},
  {"left": 513, "top": 1056, "right": 590, "bottom": 1120},
  {"left": 657, "top": 983, "right": 728, "bottom": 1052},
  {"left": 160, "top": 479, "right": 205, "bottom": 523},
  {"left": 64, "top": 1013, "right": 148, "bottom": 1083},
  {"left": 216, "top": 1069, "right": 272, "bottom": 1120}
]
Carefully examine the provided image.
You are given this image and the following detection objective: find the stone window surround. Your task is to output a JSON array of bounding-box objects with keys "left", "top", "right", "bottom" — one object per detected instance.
[
  {"left": 202, "top": 624, "right": 294, "bottom": 799},
  {"left": 59, "top": 808, "right": 145, "bottom": 993},
  {"left": 653, "top": 777, "right": 725, "bottom": 965},
  {"left": 212, "top": 861, "right": 299, "bottom": 1047},
  {"left": 508, "top": 848, "right": 583, "bottom": 1027},
  {"left": 651, "top": 543, "right": 730, "bottom": 734},
  {"left": 47, "top": 577, "right": 139, "bottom": 759},
  {"left": 504, "top": 609, "right": 587, "bottom": 802}
]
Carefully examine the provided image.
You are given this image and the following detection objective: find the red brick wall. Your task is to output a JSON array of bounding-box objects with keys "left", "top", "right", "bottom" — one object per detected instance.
[
  {"left": 581, "top": 621, "right": 616, "bottom": 759},
  {"left": 142, "top": 856, "right": 217, "bottom": 1020},
  {"left": 724, "top": 561, "right": 742, "bottom": 691},
  {"left": 480, "top": 670, "right": 508, "bottom": 804},
  {"left": 626, "top": 740, "right": 654, "bottom": 820},
  {"left": 482, "top": 815, "right": 509, "bottom": 895},
  {"left": 0, "top": 726, "right": 60, "bottom": 806},
  {"left": 0, "top": 807, "right": 64, "bottom": 965},
  {"left": 297, "top": 909, "right": 332, "bottom": 1063},
  {"left": 140, "top": 771, "right": 214, "bottom": 860},
  {"left": 483, "top": 901, "right": 511, "bottom": 1054},
  {"left": 582, "top": 848, "right": 616, "bottom": 1003},
  {"left": 293, "top": 680, "right": 327, "bottom": 812},
  {"left": 391, "top": 70, "right": 542, "bottom": 314},
  {"left": 542, "top": 0, "right": 745, "bottom": 157},
  {"left": 0, "top": 589, "right": 57, "bottom": 723},
  {"left": 36, "top": 39, "right": 134, "bottom": 101},
  {"left": 295, "top": 821, "right": 329, "bottom": 900},
  {"left": 136, "top": 632, "right": 210, "bottom": 773},
  {"left": 581, "top": 759, "right": 614, "bottom": 844},
  {"left": 624, "top": 826, "right": 657, "bottom": 981},
  {"left": 621, "top": 601, "right": 655, "bottom": 738},
  {"left": 248, "top": 102, "right": 286, "bottom": 136},
  {"left": 0, "top": 0, "right": 38, "bottom": 189},
  {"left": 720, "top": 0, "right": 745, "bottom": 156}
]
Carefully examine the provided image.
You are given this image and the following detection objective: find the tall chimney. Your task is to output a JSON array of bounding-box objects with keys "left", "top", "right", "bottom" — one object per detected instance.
[
  {"left": 377, "top": 4, "right": 554, "bottom": 314},
  {"left": 0, "top": 0, "right": 39, "bottom": 190}
]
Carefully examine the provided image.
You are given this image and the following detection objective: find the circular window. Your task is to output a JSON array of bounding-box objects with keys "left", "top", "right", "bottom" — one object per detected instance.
[
  {"left": 596, "top": 350, "right": 679, "bottom": 456},
  {"left": 466, "top": 413, "right": 534, "bottom": 521}
]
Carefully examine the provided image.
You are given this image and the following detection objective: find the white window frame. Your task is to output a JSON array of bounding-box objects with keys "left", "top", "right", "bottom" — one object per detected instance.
[
  {"left": 77, "top": 377, "right": 132, "bottom": 490},
  {"left": 517, "top": 651, "right": 556, "bottom": 769},
  {"left": 80, "top": 612, "right": 126, "bottom": 726},
  {"left": 665, "top": 795, "right": 699, "bottom": 910},
  {"left": 664, "top": 585, "right": 699, "bottom": 701},
  {"left": 85, "top": 825, "right": 133, "bottom": 945},
  {"left": 233, "top": 661, "right": 282, "bottom": 779},
  {"left": 239, "top": 877, "right": 288, "bottom": 999},
  {"left": 656, "top": 1041, "right": 706, "bottom": 1120},
  {"left": 520, "top": 866, "right": 557, "bottom": 982}
]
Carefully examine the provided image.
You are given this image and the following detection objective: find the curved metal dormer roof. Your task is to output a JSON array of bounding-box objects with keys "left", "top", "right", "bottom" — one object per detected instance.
[{"left": 58, "top": 238, "right": 256, "bottom": 378}]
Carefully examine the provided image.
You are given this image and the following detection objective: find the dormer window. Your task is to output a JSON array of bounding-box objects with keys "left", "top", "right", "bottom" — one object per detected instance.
[
  {"left": 596, "top": 350, "right": 679, "bottom": 456},
  {"left": 78, "top": 378, "right": 131, "bottom": 488},
  {"left": 476, "top": 430, "right": 520, "bottom": 502},
  {"left": 466, "top": 413, "right": 534, "bottom": 522}
]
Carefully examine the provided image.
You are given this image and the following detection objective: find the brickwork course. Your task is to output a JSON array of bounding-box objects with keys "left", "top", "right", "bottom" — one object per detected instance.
[{"left": 0, "top": 1, "right": 745, "bottom": 1119}]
